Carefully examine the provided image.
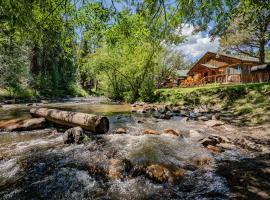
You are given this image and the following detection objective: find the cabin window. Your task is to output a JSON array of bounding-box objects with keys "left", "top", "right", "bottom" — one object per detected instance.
[
  {"left": 204, "top": 72, "right": 208, "bottom": 77},
  {"left": 226, "top": 65, "right": 241, "bottom": 75}
]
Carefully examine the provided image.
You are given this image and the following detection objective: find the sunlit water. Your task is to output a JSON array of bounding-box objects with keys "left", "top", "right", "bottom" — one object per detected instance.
[{"left": 0, "top": 102, "right": 244, "bottom": 199}]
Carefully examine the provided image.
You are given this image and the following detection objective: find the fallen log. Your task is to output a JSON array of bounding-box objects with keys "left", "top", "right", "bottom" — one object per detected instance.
[{"left": 30, "top": 107, "right": 109, "bottom": 133}]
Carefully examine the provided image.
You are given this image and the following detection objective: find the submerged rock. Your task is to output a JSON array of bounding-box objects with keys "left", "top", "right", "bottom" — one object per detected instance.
[
  {"left": 189, "top": 130, "right": 202, "bottom": 138},
  {"left": 205, "top": 120, "right": 225, "bottom": 127},
  {"left": 143, "top": 129, "right": 160, "bottom": 135},
  {"left": 116, "top": 128, "right": 127, "bottom": 134},
  {"left": 0, "top": 117, "right": 46, "bottom": 131},
  {"left": 163, "top": 128, "right": 179, "bottom": 137},
  {"left": 63, "top": 126, "right": 85, "bottom": 144},
  {"left": 145, "top": 164, "right": 185, "bottom": 183},
  {"left": 207, "top": 145, "right": 222, "bottom": 154},
  {"left": 200, "top": 135, "right": 228, "bottom": 147}
]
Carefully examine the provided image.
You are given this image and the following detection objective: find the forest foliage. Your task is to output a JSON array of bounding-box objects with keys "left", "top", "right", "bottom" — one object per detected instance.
[{"left": 0, "top": 0, "right": 269, "bottom": 102}]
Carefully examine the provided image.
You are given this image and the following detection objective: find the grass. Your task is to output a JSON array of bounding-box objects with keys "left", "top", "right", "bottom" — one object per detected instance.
[{"left": 154, "top": 83, "right": 270, "bottom": 126}]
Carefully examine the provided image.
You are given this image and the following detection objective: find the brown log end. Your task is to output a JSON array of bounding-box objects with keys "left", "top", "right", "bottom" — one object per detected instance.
[{"left": 96, "top": 117, "right": 109, "bottom": 134}]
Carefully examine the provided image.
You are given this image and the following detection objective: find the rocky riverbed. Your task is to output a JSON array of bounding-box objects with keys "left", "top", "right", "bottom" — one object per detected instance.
[{"left": 0, "top": 99, "right": 269, "bottom": 200}]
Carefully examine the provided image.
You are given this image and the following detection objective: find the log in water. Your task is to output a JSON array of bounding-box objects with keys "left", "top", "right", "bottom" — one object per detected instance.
[{"left": 30, "top": 107, "right": 109, "bottom": 133}]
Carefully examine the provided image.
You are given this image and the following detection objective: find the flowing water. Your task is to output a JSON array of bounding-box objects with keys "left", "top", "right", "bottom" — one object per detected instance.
[{"left": 0, "top": 101, "right": 249, "bottom": 200}]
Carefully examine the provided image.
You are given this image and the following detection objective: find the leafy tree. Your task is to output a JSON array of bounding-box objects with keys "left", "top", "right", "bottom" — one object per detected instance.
[{"left": 220, "top": 2, "right": 270, "bottom": 63}]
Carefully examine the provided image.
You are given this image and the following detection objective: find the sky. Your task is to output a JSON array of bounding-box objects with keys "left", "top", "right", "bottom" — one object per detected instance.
[{"left": 174, "top": 24, "right": 220, "bottom": 62}]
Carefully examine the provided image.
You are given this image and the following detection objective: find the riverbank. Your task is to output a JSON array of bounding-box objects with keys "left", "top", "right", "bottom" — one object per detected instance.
[{"left": 154, "top": 83, "right": 270, "bottom": 126}]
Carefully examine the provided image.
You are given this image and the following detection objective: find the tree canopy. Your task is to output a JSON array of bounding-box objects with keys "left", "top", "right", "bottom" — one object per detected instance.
[{"left": 0, "top": 0, "right": 269, "bottom": 101}]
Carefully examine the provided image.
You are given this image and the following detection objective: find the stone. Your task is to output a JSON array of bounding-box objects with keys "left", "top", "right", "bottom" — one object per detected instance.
[
  {"left": 189, "top": 157, "right": 212, "bottom": 166},
  {"left": 108, "top": 159, "right": 124, "bottom": 180},
  {"left": 153, "top": 111, "right": 172, "bottom": 119},
  {"left": 146, "top": 164, "right": 170, "bottom": 182},
  {"left": 0, "top": 117, "right": 46, "bottom": 131},
  {"left": 211, "top": 114, "right": 220, "bottom": 120},
  {"left": 163, "top": 128, "right": 179, "bottom": 136},
  {"left": 181, "top": 117, "right": 189, "bottom": 123},
  {"left": 172, "top": 106, "right": 181, "bottom": 113},
  {"left": 200, "top": 135, "right": 227, "bottom": 147},
  {"left": 143, "top": 129, "right": 160, "bottom": 135},
  {"left": 158, "top": 106, "right": 170, "bottom": 114},
  {"left": 131, "top": 107, "right": 137, "bottom": 112},
  {"left": 207, "top": 145, "right": 222, "bottom": 153},
  {"left": 116, "top": 128, "right": 127, "bottom": 134},
  {"left": 143, "top": 105, "right": 156, "bottom": 112},
  {"left": 4, "top": 100, "right": 15, "bottom": 104},
  {"left": 165, "top": 111, "right": 172, "bottom": 119},
  {"left": 205, "top": 120, "right": 225, "bottom": 127},
  {"left": 136, "top": 109, "right": 144, "bottom": 113},
  {"left": 40, "top": 100, "right": 49, "bottom": 104},
  {"left": 170, "top": 168, "right": 185, "bottom": 182},
  {"left": 146, "top": 164, "right": 185, "bottom": 183},
  {"left": 198, "top": 116, "right": 209, "bottom": 121},
  {"left": 189, "top": 130, "right": 202, "bottom": 138},
  {"left": 217, "top": 143, "right": 236, "bottom": 150},
  {"left": 63, "top": 126, "right": 85, "bottom": 144}
]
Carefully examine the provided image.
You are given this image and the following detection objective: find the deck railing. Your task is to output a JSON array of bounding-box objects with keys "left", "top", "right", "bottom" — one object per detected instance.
[{"left": 200, "top": 74, "right": 241, "bottom": 85}]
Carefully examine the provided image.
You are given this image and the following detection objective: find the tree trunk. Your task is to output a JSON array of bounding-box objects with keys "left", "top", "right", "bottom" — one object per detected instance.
[
  {"left": 31, "top": 46, "right": 40, "bottom": 75},
  {"left": 259, "top": 38, "right": 265, "bottom": 64},
  {"left": 30, "top": 108, "right": 109, "bottom": 133}
]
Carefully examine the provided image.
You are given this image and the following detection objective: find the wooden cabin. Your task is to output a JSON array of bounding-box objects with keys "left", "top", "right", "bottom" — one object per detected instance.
[{"left": 183, "top": 52, "right": 270, "bottom": 86}]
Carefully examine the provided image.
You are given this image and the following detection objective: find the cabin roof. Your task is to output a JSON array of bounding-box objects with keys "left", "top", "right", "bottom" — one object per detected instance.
[
  {"left": 208, "top": 51, "right": 270, "bottom": 63},
  {"left": 251, "top": 64, "right": 270, "bottom": 72},
  {"left": 201, "top": 64, "right": 219, "bottom": 69}
]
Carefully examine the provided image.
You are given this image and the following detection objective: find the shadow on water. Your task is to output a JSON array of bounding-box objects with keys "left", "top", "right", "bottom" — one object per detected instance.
[{"left": 216, "top": 153, "right": 270, "bottom": 200}]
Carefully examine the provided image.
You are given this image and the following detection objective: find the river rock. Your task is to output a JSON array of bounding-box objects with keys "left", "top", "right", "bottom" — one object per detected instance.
[
  {"left": 200, "top": 135, "right": 227, "bottom": 147},
  {"left": 108, "top": 159, "right": 124, "bottom": 180},
  {"left": 131, "top": 107, "right": 137, "bottom": 112},
  {"left": 143, "top": 129, "right": 160, "bottom": 135},
  {"left": 189, "top": 156, "right": 212, "bottom": 166},
  {"left": 116, "top": 128, "right": 127, "bottom": 134},
  {"left": 206, "top": 145, "right": 222, "bottom": 153},
  {"left": 153, "top": 111, "right": 172, "bottom": 119},
  {"left": 63, "top": 126, "right": 85, "bottom": 144},
  {"left": 217, "top": 143, "right": 236, "bottom": 150},
  {"left": 145, "top": 164, "right": 167, "bottom": 183},
  {"left": 205, "top": 120, "right": 225, "bottom": 127},
  {"left": 198, "top": 115, "right": 210, "bottom": 121},
  {"left": 181, "top": 117, "right": 189, "bottom": 123},
  {"left": 145, "top": 164, "right": 185, "bottom": 183},
  {"left": 163, "top": 128, "right": 179, "bottom": 137},
  {"left": 189, "top": 130, "right": 202, "bottom": 138},
  {"left": 211, "top": 114, "right": 220, "bottom": 120},
  {"left": 158, "top": 106, "right": 170, "bottom": 114},
  {"left": 4, "top": 100, "right": 15, "bottom": 104},
  {"left": 0, "top": 117, "right": 46, "bottom": 131},
  {"left": 172, "top": 106, "right": 181, "bottom": 113},
  {"left": 143, "top": 105, "right": 156, "bottom": 112}
]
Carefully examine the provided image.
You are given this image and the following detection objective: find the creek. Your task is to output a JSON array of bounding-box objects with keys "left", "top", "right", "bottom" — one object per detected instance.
[{"left": 0, "top": 100, "right": 253, "bottom": 200}]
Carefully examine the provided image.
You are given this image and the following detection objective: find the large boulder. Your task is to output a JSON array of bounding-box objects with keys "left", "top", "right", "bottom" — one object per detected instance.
[
  {"left": 63, "top": 126, "right": 85, "bottom": 144},
  {"left": 0, "top": 117, "right": 46, "bottom": 131}
]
